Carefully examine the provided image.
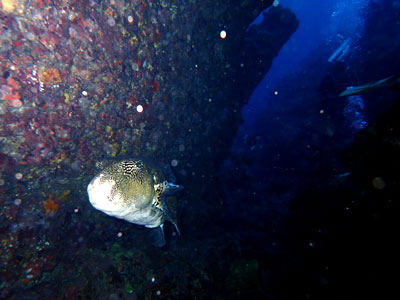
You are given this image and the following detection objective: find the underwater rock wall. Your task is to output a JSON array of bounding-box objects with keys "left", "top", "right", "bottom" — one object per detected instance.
[
  {"left": 0, "top": 0, "right": 298, "bottom": 200},
  {"left": 0, "top": 0, "right": 299, "bottom": 297}
]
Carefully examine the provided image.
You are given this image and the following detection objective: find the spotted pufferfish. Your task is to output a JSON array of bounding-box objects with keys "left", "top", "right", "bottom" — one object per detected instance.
[{"left": 87, "top": 158, "right": 183, "bottom": 247}]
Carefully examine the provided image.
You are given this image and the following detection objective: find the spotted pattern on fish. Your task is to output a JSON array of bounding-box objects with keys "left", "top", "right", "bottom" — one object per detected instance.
[
  {"left": 153, "top": 181, "right": 169, "bottom": 209},
  {"left": 121, "top": 160, "right": 145, "bottom": 183}
]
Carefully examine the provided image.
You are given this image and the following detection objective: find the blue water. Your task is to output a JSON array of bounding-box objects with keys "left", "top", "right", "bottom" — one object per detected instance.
[
  {"left": 222, "top": 0, "right": 377, "bottom": 247},
  {"left": 220, "top": 1, "right": 398, "bottom": 297},
  {"left": 241, "top": 0, "right": 368, "bottom": 136}
]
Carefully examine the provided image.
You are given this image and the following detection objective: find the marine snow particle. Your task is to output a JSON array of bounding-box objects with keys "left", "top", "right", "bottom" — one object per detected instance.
[
  {"left": 15, "top": 172, "right": 23, "bottom": 180},
  {"left": 179, "top": 144, "right": 185, "bottom": 152},
  {"left": 82, "top": 90, "right": 88, "bottom": 96},
  {"left": 220, "top": 30, "right": 227, "bottom": 39},
  {"left": 74, "top": 208, "right": 80, "bottom": 213},
  {"left": 274, "top": 91, "right": 278, "bottom": 95},
  {"left": 156, "top": 290, "right": 161, "bottom": 296},
  {"left": 14, "top": 198, "right": 22, "bottom": 206},
  {"left": 136, "top": 104, "right": 143, "bottom": 113},
  {"left": 0, "top": 178, "right": 4, "bottom": 186},
  {"left": 117, "top": 232, "right": 123, "bottom": 237},
  {"left": 151, "top": 277, "right": 155, "bottom": 283},
  {"left": 372, "top": 177, "right": 386, "bottom": 190},
  {"left": 171, "top": 159, "right": 178, "bottom": 167},
  {"left": 127, "top": 15, "right": 134, "bottom": 23},
  {"left": 320, "top": 109, "right": 324, "bottom": 114}
]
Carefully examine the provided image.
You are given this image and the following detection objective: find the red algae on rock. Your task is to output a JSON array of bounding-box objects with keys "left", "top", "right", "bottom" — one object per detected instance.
[
  {"left": 6, "top": 77, "right": 20, "bottom": 90},
  {"left": 42, "top": 195, "right": 59, "bottom": 215},
  {"left": 7, "top": 98, "right": 22, "bottom": 107},
  {"left": 0, "top": 77, "right": 22, "bottom": 107}
]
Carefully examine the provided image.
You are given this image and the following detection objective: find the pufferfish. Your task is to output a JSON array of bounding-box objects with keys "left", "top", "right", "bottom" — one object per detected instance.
[{"left": 87, "top": 158, "right": 183, "bottom": 247}]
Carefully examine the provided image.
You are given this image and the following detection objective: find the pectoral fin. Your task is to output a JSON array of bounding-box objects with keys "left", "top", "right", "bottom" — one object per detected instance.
[{"left": 164, "top": 182, "right": 183, "bottom": 196}]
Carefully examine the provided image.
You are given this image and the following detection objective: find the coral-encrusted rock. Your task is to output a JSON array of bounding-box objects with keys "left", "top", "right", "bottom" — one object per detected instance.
[{"left": 0, "top": 0, "right": 299, "bottom": 297}]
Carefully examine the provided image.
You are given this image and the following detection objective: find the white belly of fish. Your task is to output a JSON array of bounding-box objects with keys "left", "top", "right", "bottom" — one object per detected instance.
[{"left": 87, "top": 175, "right": 163, "bottom": 228}]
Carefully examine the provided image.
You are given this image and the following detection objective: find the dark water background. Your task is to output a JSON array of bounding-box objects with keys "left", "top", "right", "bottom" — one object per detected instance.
[
  {"left": 223, "top": 0, "right": 369, "bottom": 224},
  {"left": 221, "top": 0, "right": 398, "bottom": 298}
]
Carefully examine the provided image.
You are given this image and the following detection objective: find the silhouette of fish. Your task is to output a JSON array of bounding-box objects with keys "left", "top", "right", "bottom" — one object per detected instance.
[{"left": 340, "top": 76, "right": 400, "bottom": 97}]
